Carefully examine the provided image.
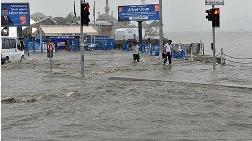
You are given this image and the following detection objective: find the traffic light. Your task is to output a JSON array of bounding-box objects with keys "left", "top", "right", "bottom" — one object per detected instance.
[
  {"left": 212, "top": 8, "right": 220, "bottom": 27},
  {"left": 81, "top": 2, "right": 90, "bottom": 26},
  {"left": 205, "top": 8, "right": 220, "bottom": 27},
  {"left": 205, "top": 9, "right": 213, "bottom": 21}
]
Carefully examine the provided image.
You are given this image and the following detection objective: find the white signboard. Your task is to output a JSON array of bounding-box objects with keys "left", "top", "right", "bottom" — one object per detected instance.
[{"left": 205, "top": 0, "right": 224, "bottom": 5}]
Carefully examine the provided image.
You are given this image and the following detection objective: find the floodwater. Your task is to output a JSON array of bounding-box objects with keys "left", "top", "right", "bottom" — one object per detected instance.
[{"left": 1, "top": 51, "right": 252, "bottom": 141}]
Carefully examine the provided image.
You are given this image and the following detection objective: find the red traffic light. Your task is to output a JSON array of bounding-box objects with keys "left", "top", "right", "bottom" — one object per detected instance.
[
  {"left": 205, "top": 9, "right": 213, "bottom": 21},
  {"left": 81, "top": 2, "right": 90, "bottom": 26},
  {"left": 212, "top": 8, "right": 220, "bottom": 27},
  {"left": 212, "top": 8, "right": 220, "bottom": 15},
  {"left": 83, "top": 2, "right": 90, "bottom": 14}
]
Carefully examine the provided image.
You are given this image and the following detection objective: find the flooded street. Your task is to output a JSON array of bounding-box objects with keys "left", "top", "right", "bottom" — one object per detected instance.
[{"left": 1, "top": 51, "right": 252, "bottom": 140}]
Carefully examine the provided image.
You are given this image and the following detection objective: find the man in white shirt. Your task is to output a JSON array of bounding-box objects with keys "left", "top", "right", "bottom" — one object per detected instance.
[
  {"left": 132, "top": 41, "right": 140, "bottom": 62},
  {"left": 178, "top": 42, "right": 183, "bottom": 60},
  {"left": 162, "top": 40, "right": 172, "bottom": 65}
]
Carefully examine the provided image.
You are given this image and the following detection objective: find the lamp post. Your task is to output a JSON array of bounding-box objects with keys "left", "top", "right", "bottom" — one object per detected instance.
[{"left": 159, "top": 0, "right": 163, "bottom": 59}]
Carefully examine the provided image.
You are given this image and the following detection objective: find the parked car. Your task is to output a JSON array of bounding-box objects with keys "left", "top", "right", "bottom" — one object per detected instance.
[
  {"left": 1, "top": 37, "right": 24, "bottom": 64},
  {"left": 1, "top": 53, "right": 6, "bottom": 64},
  {"left": 84, "top": 43, "right": 97, "bottom": 51}
]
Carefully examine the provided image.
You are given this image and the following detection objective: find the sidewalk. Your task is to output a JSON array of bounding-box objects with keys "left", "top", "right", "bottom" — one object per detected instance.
[
  {"left": 10, "top": 50, "right": 252, "bottom": 89},
  {"left": 109, "top": 54, "right": 252, "bottom": 89}
]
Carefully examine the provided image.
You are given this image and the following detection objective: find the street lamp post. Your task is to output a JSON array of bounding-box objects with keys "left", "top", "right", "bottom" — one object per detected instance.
[
  {"left": 159, "top": 0, "right": 163, "bottom": 59},
  {"left": 80, "top": 0, "right": 85, "bottom": 77}
]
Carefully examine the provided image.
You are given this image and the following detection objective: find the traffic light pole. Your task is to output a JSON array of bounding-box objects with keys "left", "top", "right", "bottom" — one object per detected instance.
[
  {"left": 80, "top": 25, "right": 85, "bottom": 77},
  {"left": 93, "top": 1, "right": 96, "bottom": 26},
  {"left": 80, "top": 0, "right": 85, "bottom": 77},
  {"left": 212, "top": 5, "right": 216, "bottom": 70},
  {"left": 213, "top": 24, "right": 216, "bottom": 70}
]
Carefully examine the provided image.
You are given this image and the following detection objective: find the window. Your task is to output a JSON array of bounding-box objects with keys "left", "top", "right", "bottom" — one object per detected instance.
[{"left": 2, "top": 38, "right": 16, "bottom": 49}]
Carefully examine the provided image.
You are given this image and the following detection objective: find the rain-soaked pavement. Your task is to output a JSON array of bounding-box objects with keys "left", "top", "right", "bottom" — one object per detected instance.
[{"left": 1, "top": 51, "right": 252, "bottom": 141}]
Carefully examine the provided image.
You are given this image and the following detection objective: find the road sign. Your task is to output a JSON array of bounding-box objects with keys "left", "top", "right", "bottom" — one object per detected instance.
[
  {"left": 47, "top": 42, "right": 54, "bottom": 58},
  {"left": 118, "top": 4, "right": 160, "bottom": 22},
  {"left": 205, "top": 0, "right": 224, "bottom": 5},
  {"left": 47, "top": 43, "right": 54, "bottom": 51},
  {"left": 46, "top": 42, "right": 54, "bottom": 73}
]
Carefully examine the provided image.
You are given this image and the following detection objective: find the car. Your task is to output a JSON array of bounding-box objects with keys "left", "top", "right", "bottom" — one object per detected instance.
[
  {"left": 1, "top": 37, "right": 25, "bottom": 64},
  {"left": 84, "top": 43, "right": 97, "bottom": 51},
  {"left": 1, "top": 53, "right": 6, "bottom": 64}
]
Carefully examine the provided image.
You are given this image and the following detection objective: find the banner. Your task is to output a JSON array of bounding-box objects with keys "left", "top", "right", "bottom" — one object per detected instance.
[
  {"left": 1, "top": 3, "right": 30, "bottom": 27},
  {"left": 118, "top": 4, "right": 160, "bottom": 22}
]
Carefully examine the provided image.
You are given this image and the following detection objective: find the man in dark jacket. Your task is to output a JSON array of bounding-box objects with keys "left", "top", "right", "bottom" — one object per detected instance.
[{"left": 1, "top": 8, "right": 13, "bottom": 26}]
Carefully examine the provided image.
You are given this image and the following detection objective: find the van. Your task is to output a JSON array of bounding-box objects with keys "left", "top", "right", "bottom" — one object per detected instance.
[{"left": 1, "top": 37, "right": 24, "bottom": 64}]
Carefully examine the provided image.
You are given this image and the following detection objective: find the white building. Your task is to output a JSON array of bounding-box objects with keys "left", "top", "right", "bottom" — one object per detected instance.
[{"left": 114, "top": 28, "right": 145, "bottom": 41}]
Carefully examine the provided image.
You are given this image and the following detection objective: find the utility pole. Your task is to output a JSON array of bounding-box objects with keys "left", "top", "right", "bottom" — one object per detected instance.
[
  {"left": 159, "top": 0, "right": 163, "bottom": 59},
  {"left": 80, "top": 0, "right": 85, "bottom": 77},
  {"left": 206, "top": 0, "right": 223, "bottom": 70},
  {"left": 93, "top": 0, "right": 96, "bottom": 26},
  {"left": 138, "top": 21, "right": 143, "bottom": 44},
  {"left": 80, "top": 0, "right": 90, "bottom": 77}
]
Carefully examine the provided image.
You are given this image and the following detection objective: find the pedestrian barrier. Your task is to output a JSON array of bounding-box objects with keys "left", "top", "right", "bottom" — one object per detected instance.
[
  {"left": 121, "top": 43, "right": 190, "bottom": 58},
  {"left": 150, "top": 45, "right": 160, "bottom": 56},
  {"left": 150, "top": 50, "right": 160, "bottom": 56},
  {"left": 122, "top": 43, "right": 130, "bottom": 51},
  {"left": 171, "top": 50, "right": 186, "bottom": 59},
  {"left": 217, "top": 48, "right": 252, "bottom": 67},
  {"left": 223, "top": 54, "right": 252, "bottom": 66},
  {"left": 23, "top": 35, "right": 115, "bottom": 54}
]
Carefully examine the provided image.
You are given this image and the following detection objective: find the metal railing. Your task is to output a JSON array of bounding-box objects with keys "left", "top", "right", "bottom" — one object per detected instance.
[{"left": 218, "top": 48, "right": 252, "bottom": 67}]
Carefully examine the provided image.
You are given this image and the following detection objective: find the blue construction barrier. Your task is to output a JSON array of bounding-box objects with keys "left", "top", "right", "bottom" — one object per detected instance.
[
  {"left": 139, "top": 44, "right": 146, "bottom": 53},
  {"left": 122, "top": 43, "right": 160, "bottom": 56},
  {"left": 150, "top": 45, "right": 160, "bottom": 56},
  {"left": 69, "top": 39, "right": 80, "bottom": 51},
  {"left": 141, "top": 44, "right": 150, "bottom": 54},
  {"left": 95, "top": 36, "right": 115, "bottom": 50},
  {"left": 172, "top": 50, "right": 186, "bottom": 59},
  {"left": 150, "top": 50, "right": 160, "bottom": 56},
  {"left": 122, "top": 43, "right": 130, "bottom": 51},
  {"left": 23, "top": 35, "right": 115, "bottom": 53},
  {"left": 23, "top": 38, "right": 44, "bottom": 53}
]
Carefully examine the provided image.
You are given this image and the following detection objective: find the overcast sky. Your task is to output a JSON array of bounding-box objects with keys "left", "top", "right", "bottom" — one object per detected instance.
[{"left": 2, "top": 0, "right": 252, "bottom": 32}]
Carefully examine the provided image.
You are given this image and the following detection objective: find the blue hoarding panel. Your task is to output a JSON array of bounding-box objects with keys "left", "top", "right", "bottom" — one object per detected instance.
[
  {"left": 1, "top": 3, "right": 30, "bottom": 27},
  {"left": 95, "top": 36, "right": 115, "bottom": 50},
  {"left": 118, "top": 4, "right": 159, "bottom": 21}
]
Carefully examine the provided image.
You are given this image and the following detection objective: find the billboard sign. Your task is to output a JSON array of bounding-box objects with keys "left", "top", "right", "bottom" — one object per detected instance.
[
  {"left": 1, "top": 3, "right": 30, "bottom": 27},
  {"left": 205, "top": 0, "right": 224, "bottom": 5},
  {"left": 118, "top": 4, "right": 160, "bottom": 22}
]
